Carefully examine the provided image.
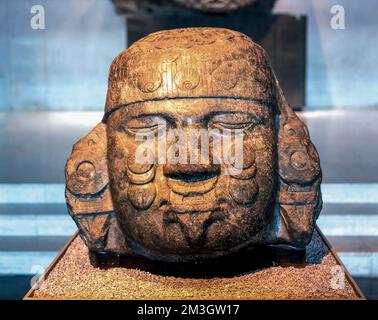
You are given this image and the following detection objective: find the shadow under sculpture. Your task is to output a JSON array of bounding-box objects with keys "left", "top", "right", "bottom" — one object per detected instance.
[{"left": 65, "top": 28, "right": 322, "bottom": 265}]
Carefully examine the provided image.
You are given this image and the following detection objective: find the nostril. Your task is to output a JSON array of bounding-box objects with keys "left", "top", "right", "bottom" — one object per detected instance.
[
  {"left": 159, "top": 199, "right": 169, "bottom": 208},
  {"left": 163, "top": 164, "right": 220, "bottom": 182},
  {"left": 168, "top": 171, "right": 218, "bottom": 183},
  {"left": 164, "top": 164, "right": 220, "bottom": 196}
]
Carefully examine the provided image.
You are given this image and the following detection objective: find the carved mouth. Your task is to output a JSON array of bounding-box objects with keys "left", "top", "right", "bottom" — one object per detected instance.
[
  {"left": 162, "top": 206, "right": 222, "bottom": 216},
  {"left": 162, "top": 189, "right": 224, "bottom": 214},
  {"left": 167, "top": 173, "right": 218, "bottom": 196}
]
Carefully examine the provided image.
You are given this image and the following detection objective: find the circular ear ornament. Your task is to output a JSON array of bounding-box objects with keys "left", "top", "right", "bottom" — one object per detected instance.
[
  {"left": 66, "top": 151, "right": 108, "bottom": 196},
  {"left": 65, "top": 123, "right": 109, "bottom": 197},
  {"left": 278, "top": 143, "right": 321, "bottom": 185}
]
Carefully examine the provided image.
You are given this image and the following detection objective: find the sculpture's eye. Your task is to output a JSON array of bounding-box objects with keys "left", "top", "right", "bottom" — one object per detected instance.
[
  {"left": 127, "top": 124, "right": 159, "bottom": 134},
  {"left": 215, "top": 121, "right": 254, "bottom": 130},
  {"left": 209, "top": 113, "right": 264, "bottom": 132},
  {"left": 125, "top": 116, "right": 167, "bottom": 136}
]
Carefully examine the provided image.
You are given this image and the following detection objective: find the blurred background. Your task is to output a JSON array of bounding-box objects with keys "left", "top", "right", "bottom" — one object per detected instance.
[{"left": 0, "top": 0, "right": 377, "bottom": 299}]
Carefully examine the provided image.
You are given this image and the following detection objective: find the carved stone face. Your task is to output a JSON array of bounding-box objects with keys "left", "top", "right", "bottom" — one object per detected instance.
[
  {"left": 107, "top": 99, "right": 276, "bottom": 257},
  {"left": 65, "top": 28, "right": 322, "bottom": 262}
]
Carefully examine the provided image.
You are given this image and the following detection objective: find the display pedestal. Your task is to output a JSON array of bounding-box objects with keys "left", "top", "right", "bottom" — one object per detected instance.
[{"left": 24, "top": 227, "right": 363, "bottom": 300}]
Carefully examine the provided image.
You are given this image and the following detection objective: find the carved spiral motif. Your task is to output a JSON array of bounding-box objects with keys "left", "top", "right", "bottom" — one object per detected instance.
[
  {"left": 174, "top": 68, "right": 200, "bottom": 90},
  {"left": 136, "top": 69, "right": 162, "bottom": 93}
]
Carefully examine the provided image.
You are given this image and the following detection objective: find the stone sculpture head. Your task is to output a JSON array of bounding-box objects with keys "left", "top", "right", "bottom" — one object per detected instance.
[{"left": 65, "top": 28, "right": 322, "bottom": 262}]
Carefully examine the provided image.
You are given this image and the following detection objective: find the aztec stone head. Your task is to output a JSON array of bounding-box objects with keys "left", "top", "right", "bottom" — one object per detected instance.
[{"left": 65, "top": 28, "right": 322, "bottom": 262}]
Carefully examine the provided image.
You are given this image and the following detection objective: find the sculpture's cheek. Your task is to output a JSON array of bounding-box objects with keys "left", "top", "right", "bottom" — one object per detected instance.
[
  {"left": 127, "top": 183, "right": 157, "bottom": 210},
  {"left": 228, "top": 178, "right": 259, "bottom": 205},
  {"left": 127, "top": 152, "right": 154, "bottom": 174},
  {"left": 108, "top": 132, "right": 159, "bottom": 210},
  {"left": 126, "top": 167, "right": 156, "bottom": 185}
]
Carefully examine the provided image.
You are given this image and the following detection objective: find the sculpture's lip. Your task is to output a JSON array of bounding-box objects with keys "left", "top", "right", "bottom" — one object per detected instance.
[
  {"left": 161, "top": 192, "right": 226, "bottom": 216},
  {"left": 167, "top": 175, "right": 218, "bottom": 196},
  {"left": 162, "top": 207, "right": 222, "bottom": 215}
]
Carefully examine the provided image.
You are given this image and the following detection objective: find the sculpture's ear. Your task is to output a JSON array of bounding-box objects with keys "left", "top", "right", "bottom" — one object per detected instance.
[
  {"left": 65, "top": 123, "right": 129, "bottom": 254},
  {"left": 273, "top": 76, "right": 322, "bottom": 248}
]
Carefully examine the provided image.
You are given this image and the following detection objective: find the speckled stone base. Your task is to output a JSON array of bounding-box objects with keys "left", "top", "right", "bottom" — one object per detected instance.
[{"left": 26, "top": 228, "right": 362, "bottom": 300}]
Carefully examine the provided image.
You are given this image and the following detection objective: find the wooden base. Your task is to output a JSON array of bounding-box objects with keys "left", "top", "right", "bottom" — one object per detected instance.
[{"left": 24, "top": 226, "right": 364, "bottom": 300}]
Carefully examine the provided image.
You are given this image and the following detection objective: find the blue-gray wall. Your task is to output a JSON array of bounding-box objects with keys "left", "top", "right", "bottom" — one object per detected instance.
[
  {"left": 0, "top": 0, "right": 125, "bottom": 111},
  {"left": 0, "top": 0, "right": 377, "bottom": 110},
  {"left": 274, "top": 0, "right": 378, "bottom": 108}
]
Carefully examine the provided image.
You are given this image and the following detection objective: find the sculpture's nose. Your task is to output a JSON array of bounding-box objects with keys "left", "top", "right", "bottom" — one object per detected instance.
[{"left": 163, "top": 122, "right": 220, "bottom": 183}]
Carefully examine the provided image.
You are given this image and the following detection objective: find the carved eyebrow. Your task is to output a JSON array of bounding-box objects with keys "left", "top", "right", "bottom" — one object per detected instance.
[{"left": 204, "top": 110, "right": 240, "bottom": 122}]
